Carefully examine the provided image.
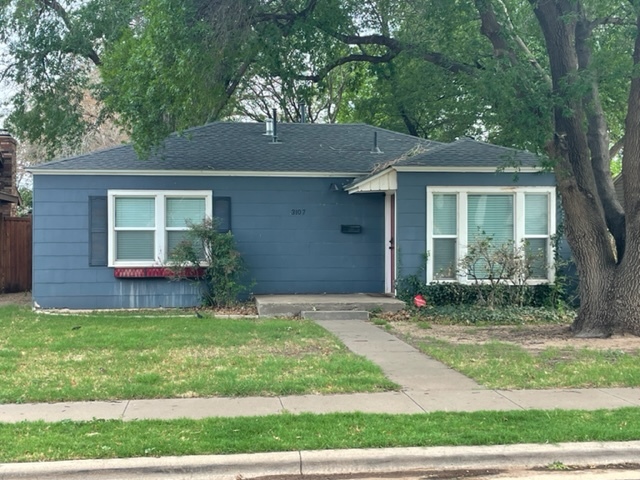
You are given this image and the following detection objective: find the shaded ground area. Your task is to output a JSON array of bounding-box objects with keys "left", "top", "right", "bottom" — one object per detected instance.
[
  {"left": 390, "top": 321, "right": 640, "bottom": 353},
  {"left": 0, "top": 292, "right": 31, "bottom": 306}
]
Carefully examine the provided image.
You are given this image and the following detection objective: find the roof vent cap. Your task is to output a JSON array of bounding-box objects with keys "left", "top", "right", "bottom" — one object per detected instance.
[
  {"left": 371, "top": 132, "right": 383, "bottom": 154},
  {"left": 264, "top": 118, "right": 274, "bottom": 136}
]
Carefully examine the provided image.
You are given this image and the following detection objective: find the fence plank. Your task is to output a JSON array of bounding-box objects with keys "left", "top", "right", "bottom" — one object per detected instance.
[{"left": 0, "top": 216, "right": 32, "bottom": 292}]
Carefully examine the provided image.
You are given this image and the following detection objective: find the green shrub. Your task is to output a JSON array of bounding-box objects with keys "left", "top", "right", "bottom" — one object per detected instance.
[
  {"left": 396, "top": 280, "right": 565, "bottom": 309},
  {"left": 168, "top": 218, "right": 251, "bottom": 307},
  {"left": 423, "top": 305, "right": 574, "bottom": 325}
]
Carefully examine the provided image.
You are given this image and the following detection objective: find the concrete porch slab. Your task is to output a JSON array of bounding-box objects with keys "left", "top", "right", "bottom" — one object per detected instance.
[{"left": 255, "top": 293, "right": 405, "bottom": 317}]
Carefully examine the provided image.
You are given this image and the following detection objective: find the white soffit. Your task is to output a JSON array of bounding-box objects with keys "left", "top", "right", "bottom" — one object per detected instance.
[{"left": 347, "top": 169, "right": 397, "bottom": 193}]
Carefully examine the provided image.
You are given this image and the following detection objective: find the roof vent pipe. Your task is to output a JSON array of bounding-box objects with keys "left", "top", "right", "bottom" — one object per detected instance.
[
  {"left": 264, "top": 118, "right": 274, "bottom": 136},
  {"left": 271, "top": 108, "right": 279, "bottom": 143},
  {"left": 299, "top": 101, "right": 306, "bottom": 124},
  {"left": 372, "top": 132, "right": 383, "bottom": 153}
]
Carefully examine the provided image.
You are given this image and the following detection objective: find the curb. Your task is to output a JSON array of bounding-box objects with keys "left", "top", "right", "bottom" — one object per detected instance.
[{"left": 1, "top": 442, "right": 640, "bottom": 479}]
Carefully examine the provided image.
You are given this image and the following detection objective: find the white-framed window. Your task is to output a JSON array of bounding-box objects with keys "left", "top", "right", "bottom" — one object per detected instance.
[
  {"left": 426, "top": 186, "right": 556, "bottom": 284},
  {"left": 107, "top": 190, "right": 212, "bottom": 267}
]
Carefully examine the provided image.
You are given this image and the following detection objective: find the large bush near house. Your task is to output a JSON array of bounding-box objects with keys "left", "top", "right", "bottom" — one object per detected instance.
[{"left": 169, "top": 218, "right": 249, "bottom": 307}]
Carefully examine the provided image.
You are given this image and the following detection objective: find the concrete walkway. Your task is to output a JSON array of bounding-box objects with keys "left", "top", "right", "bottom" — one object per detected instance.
[{"left": 1, "top": 318, "right": 640, "bottom": 423}]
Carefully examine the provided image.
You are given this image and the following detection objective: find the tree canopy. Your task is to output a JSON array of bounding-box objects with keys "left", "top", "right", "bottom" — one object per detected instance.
[{"left": 2, "top": 0, "right": 640, "bottom": 336}]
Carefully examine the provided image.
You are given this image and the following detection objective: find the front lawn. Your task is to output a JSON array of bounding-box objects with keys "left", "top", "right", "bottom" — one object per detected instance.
[
  {"left": 2, "top": 409, "right": 639, "bottom": 462},
  {"left": 382, "top": 305, "right": 640, "bottom": 389},
  {"left": 0, "top": 307, "right": 397, "bottom": 403},
  {"left": 417, "top": 338, "right": 640, "bottom": 389}
]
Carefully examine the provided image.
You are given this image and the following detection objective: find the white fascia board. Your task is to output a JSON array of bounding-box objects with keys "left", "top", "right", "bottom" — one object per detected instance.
[
  {"left": 28, "top": 169, "right": 363, "bottom": 178},
  {"left": 393, "top": 166, "right": 541, "bottom": 173},
  {"left": 346, "top": 168, "right": 397, "bottom": 193}
]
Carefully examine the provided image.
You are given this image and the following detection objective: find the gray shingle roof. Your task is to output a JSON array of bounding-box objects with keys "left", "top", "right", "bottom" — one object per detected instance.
[
  {"left": 396, "top": 137, "right": 539, "bottom": 168},
  {"left": 31, "top": 122, "right": 433, "bottom": 174}
]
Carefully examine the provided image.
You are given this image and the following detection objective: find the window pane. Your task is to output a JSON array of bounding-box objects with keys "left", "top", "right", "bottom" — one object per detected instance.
[
  {"left": 167, "top": 231, "right": 188, "bottom": 254},
  {"left": 167, "top": 231, "right": 205, "bottom": 260},
  {"left": 433, "top": 238, "right": 456, "bottom": 279},
  {"left": 468, "top": 194, "right": 513, "bottom": 245},
  {"left": 166, "top": 198, "right": 206, "bottom": 228},
  {"left": 116, "top": 231, "right": 155, "bottom": 260},
  {"left": 526, "top": 238, "right": 548, "bottom": 279},
  {"left": 467, "top": 195, "right": 514, "bottom": 279},
  {"left": 525, "top": 194, "right": 549, "bottom": 235},
  {"left": 433, "top": 194, "right": 457, "bottom": 235},
  {"left": 115, "top": 198, "right": 155, "bottom": 228}
]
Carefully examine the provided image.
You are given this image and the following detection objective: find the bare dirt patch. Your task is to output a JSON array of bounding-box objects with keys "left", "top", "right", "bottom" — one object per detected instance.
[
  {"left": 0, "top": 291, "right": 31, "bottom": 306},
  {"left": 389, "top": 321, "right": 640, "bottom": 354}
]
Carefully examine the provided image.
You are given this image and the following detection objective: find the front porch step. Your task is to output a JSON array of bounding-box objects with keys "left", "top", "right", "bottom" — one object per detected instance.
[
  {"left": 301, "top": 310, "right": 369, "bottom": 321},
  {"left": 254, "top": 294, "right": 405, "bottom": 317}
]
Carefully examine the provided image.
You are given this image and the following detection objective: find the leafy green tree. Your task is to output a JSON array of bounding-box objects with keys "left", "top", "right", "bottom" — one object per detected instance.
[{"left": 0, "top": 0, "right": 139, "bottom": 157}]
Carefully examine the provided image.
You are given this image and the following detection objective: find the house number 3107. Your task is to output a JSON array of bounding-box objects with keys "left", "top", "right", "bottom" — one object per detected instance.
[{"left": 291, "top": 209, "right": 306, "bottom": 215}]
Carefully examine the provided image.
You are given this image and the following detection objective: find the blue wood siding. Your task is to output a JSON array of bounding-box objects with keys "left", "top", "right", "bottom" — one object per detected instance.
[
  {"left": 395, "top": 172, "right": 556, "bottom": 278},
  {"left": 33, "top": 175, "right": 385, "bottom": 309}
]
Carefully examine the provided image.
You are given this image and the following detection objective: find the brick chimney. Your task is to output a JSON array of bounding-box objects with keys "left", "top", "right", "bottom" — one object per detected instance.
[{"left": 0, "top": 130, "right": 18, "bottom": 216}]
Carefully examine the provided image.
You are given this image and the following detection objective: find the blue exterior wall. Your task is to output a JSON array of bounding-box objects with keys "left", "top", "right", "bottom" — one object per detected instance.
[
  {"left": 395, "top": 172, "right": 557, "bottom": 278},
  {"left": 33, "top": 175, "right": 385, "bottom": 309}
]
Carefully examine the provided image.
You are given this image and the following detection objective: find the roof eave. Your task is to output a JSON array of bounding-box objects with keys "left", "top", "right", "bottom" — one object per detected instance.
[
  {"left": 28, "top": 168, "right": 366, "bottom": 178},
  {"left": 393, "top": 166, "right": 540, "bottom": 173}
]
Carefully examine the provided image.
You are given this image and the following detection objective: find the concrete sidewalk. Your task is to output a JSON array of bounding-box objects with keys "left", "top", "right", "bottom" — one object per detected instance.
[{"left": 1, "top": 318, "right": 640, "bottom": 423}]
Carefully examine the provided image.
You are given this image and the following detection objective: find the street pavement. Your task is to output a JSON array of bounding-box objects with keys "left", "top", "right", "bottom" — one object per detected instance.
[{"left": 2, "top": 318, "right": 640, "bottom": 479}]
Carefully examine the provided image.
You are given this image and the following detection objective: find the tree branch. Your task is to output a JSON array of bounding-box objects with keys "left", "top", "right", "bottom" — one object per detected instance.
[
  {"left": 298, "top": 51, "right": 399, "bottom": 82},
  {"left": 589, "top": 16, "right": 630, "bottom": 31},
  {"left": 610, "top": 135, "right": 625, "bottom": 158},
  {"left": 495, "top": 0, "right": 552, "bottom": 87},
  {"left": 38, "top": 0, "right": 102, "bottom": 66},
  {"left": 327, "top": 33, "right": 478, "bottom": 75},
  {"left": 254, "top": 0, "right": 320, "bottom": 24},
  {"left": 475, "top": 0, "right": 518, "bottom": 64},
  {"left": 575, "top": 5, "right": 626, "bottom": 260}
]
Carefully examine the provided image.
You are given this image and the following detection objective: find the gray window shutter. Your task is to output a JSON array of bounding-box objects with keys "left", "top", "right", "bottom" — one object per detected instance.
[
  {"left": 213, "top": 197, "right": 231, "bottom": 233},
  {"left": 89, "top": 196, "right": 108, "bottom": 266}
]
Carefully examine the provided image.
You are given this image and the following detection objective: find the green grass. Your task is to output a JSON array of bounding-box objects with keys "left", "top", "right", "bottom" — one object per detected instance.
[
  {"left": 414, "top": 305, "right": 574, "bottom": 325},
  {"left": 0, "top": 306, "right": 397, "bottom": 403},
  {"left": 2, "top": 409, "right": 639, "bottom": 462},
  {"left": 417, "top": 338, "right": 640, "bottom": 389}
]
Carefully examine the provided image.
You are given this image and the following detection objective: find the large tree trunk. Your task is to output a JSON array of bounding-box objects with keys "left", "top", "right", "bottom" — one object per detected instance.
[
  {"left": 597, "top": 10, "right": 640, "bottom": 336},
  {"left": 531, "top": 0, "right": 640, "bottom": 337}
]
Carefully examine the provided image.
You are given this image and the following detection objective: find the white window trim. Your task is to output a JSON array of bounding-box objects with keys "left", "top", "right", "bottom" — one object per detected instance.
[
  {"left": 108, "top": 190, "right": 212, "bottom": 267},
  {"left": 426, "top": 186, "right": 556, "bottom": 284}
]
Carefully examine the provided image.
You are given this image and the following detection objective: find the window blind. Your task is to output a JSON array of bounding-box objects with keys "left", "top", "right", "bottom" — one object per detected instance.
[
  {"left": 525, "top": 194, "right": 548, "bottom": 235},
  {"left": 468, "top": 194, "right": 514, "bottom": 245},
  {"left": 115, "top": 197, "right": 155, "bottom": 228},
  {"left": 166, "top": 198, "right": 206, "bottom": 228}
]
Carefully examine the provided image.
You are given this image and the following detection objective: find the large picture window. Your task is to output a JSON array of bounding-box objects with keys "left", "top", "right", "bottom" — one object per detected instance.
[
  {"left": 427, "top": 187, "right": 555, "bottom": 283},
  {"left": 108, "top": 190, "right": 212, "bottom": 266}
]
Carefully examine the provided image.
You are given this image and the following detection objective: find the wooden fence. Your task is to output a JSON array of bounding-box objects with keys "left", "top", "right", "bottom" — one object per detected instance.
[{"left": 0, "top": 215, "right": 32, "bottom": 293}]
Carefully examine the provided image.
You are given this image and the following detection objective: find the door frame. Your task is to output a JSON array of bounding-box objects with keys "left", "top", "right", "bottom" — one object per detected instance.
[{"left": 385, "top": 191, "right": 396, "bottom": 294}]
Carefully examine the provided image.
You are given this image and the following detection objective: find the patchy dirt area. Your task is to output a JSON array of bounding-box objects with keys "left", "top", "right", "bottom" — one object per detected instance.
[
  {"left": 389, "top": 320, "right": 640, "bottom": 353},
  {"left": 0, "top": 291, "right": 31, "bottom": 306}
]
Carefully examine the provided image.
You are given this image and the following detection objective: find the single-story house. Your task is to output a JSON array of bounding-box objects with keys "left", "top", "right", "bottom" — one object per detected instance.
[{"left": 30, "top": 122, "right": 556, "bottom": 309}]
